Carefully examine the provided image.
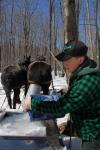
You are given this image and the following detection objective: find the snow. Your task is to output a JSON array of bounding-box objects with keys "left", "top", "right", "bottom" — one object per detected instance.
[
  {"left": 0, "top": 72, "right": 70, "bottom": 132},
  {"left": 0, "top": 73, "right": 82, "bottom": 150},
  {"left": 0, "top": 72, "right": 68, "bottom": 111},
  {"left": 49, "top": 74, "right": 68, "bottom": 91},
  {"left": 0, "top": 72, "right": 69, "bottom": 149},
  {"left": 0, "top": 112, "right": 46, "bottom": 137},
  {"left": 0, "top": 72, "right": 70, "bottom": 126}
]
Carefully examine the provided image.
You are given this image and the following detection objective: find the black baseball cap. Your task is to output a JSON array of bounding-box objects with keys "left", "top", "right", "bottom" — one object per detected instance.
[{"left": 56, "top": 40, "right": 88, "bottom": 61}]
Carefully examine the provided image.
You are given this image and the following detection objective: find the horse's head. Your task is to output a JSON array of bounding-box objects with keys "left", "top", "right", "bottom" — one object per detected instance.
[
  {"left": 27, "top": 61, "right": 52, "bottom": 94},
  {"left": 28, "top": 61, "right": 52, "bottom": 84},
  {"left": 18, "top": 56, "right": 31, "bottom": 70}
]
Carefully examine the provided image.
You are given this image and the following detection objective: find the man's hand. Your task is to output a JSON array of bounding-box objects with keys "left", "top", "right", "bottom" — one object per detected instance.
[{"left": 21, "top": 96, "right": 31, "bottom": 110}]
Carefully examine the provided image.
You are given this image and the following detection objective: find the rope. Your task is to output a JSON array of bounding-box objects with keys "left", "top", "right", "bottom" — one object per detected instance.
[
  {"left": 51, "top": 78, "right": 55, "bottom": 91},
  {"left": 18, "top": 104, "right": 21, "bottom": 110},
  {"left": 0, "top": 96, "right": 7, "bottom": 109},
  {"left": 67, "top": 115, "right": 72, "bottom": 150}
]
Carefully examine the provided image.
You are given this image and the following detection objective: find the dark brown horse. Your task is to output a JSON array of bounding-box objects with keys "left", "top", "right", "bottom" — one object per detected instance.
[
  {"left": 1, "top": 55, "right": 52, "bottom": 109},
  {"left": 28, "top": 60, "right": 52, "bottom": 94},
  {"left": 1, "top": 56, "right": 31, "bottom": 109}
]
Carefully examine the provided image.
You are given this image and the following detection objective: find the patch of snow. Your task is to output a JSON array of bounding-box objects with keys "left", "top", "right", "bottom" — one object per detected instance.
[{"left": 0, "top": 72, "right": 69, "bottom": 125}]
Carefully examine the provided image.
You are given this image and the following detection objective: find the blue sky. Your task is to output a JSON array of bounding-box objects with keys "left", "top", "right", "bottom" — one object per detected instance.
[{"left": 1, "top": 0, "right": 100, "bottom": 48}]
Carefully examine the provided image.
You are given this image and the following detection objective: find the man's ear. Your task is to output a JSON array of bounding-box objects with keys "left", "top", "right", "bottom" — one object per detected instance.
[{"left": 79, "top": 56, "right": 85, "bottom": 64}]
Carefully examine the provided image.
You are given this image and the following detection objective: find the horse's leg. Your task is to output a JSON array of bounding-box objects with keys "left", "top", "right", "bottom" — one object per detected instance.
[
  {"left": 42, "top": 83, "right": 50, "bottom": 95},
  {"left": 13, "top": 88, "right": 20, "bottom": 109},
  {"left": 5, "top": 89, "right": 12, "bottom": 109},
  {"left": 25, "top": 83, "right": 28, "bottom": 96},
  {"left": 42, "top": 87, "right": 49, "bottom": 94}
]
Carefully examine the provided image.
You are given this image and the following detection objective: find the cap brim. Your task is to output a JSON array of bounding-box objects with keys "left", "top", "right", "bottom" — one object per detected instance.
[{"left": 55, "top": 52, "right": 72, "bottom": 61}]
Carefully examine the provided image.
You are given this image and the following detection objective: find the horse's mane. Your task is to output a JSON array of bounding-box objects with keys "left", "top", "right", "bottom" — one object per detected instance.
[{"left": 3, "top": 65, "right": 20, "bottom": 72}]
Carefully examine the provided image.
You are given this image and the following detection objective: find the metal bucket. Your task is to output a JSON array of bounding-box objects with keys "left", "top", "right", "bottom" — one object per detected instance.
[{"left": 26, "top": 84, "right": 41, "bottom": 97}]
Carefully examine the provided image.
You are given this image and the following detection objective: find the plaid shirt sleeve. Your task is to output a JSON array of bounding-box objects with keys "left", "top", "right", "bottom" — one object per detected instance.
[{"left": 31, "top": 74, "right": 99, "bottom": 116}]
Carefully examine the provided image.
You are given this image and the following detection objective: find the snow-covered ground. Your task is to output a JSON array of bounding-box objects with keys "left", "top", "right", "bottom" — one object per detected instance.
[
  {"left": 0, "top": 73, "right": 82, "bottom": 150},
  {"left": 0, "top": 72, "right": 70, "bottom": 129},
  {"left": 0, "top": 73, "right": 69, "bottom": 149},
  {"left": 0, "top": 73, "right": 68, "bottom": 108},
  {"left": 0, "top": 73, "right": 69, "bottom": 122}
]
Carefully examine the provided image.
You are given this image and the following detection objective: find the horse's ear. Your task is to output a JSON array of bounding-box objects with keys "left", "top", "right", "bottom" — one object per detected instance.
[
  {"left": 37, "top": 55, "right": 46, "bottom": 61},
  {"left": 25, "top": 56, "right": 31, "bottom": 64},
  {"left": 18, "top": 58, "right": 22, "bottom": 66}
]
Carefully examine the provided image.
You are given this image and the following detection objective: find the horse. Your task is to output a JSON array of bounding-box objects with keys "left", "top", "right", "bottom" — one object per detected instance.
[
  {"left": 1, "top": 55, "right": 52, "bottom": 109},
  {"left": 28, "top": 60, "right": 52, "bottom": 95},
  {"left": 1, "top": 56, "right": 31, "bottom": 109}
]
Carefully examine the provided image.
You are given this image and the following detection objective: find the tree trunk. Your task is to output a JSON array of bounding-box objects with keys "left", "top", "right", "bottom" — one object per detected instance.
[
  {"left": 63, "top": 0, "right": 78, "bottom": 43},
  {"left": 85, "top": 0, "right": 94, "bottom": 59}
]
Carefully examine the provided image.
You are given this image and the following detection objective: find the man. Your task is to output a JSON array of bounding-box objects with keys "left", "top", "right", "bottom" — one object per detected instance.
[{"left": 22, "top": 40, "right": 100, "bottom": 150}]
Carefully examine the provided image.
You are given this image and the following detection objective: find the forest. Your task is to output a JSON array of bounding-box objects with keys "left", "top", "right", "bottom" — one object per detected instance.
[{"left": 0, "top": 0, "right": 100, "bottom": 74}]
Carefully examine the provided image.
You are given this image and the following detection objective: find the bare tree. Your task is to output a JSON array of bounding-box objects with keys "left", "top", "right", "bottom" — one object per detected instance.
[
  {"left": 85, "top": 0, "right": 94, "bottom": 58},
  {"left": 1, "top": 0, "right": 99, "bottom": 72},
  {"left": 0, "top": 0, "right": 2, "bottom": 70},
  {"left": 9, "top": 0, "right": 15, "bottom": 64},
  {"left": 63, "top": 0, "right": 78, "bottom": 43},
  {"left": 94, "top": 0, "right": 100, "bottom": 67}
]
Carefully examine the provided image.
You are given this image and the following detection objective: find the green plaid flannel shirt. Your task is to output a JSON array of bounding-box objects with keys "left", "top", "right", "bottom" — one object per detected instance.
[{"left": 31, "top": 58, "right": 100, "bottom": 141}]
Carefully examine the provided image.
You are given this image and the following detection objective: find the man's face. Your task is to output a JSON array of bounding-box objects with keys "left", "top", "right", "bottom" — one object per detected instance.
[{"left": 63, "top": 57, "right": 84, "bottom": 73}]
